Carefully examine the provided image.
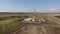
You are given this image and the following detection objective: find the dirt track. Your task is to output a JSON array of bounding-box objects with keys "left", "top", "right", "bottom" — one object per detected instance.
[
  {"left": 8, "top": 24, "right": 60, "bottom": 34},
  {"left": 10, "top": 25, "right": 46, "bottom": 34},
  {"left": 18, "top": 25, "right": 46, "bottom": 34}
]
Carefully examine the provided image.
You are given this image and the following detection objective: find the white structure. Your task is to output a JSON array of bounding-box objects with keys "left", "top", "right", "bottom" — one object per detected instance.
[
  {"left": 21, "top": 17, "right": 41, "bottom": 23},
  {"left": 41, "top": 18, "right": 46, "bottom": 23},
  {"left": 21, "top": 18, "right": 32, "bottom": 22}
]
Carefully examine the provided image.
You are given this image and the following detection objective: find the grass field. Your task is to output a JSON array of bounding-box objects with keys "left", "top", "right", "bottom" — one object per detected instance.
[
  {"left": 0, "top": 13, "right": 60, "bottom": 34},
  {"left": 0, "top": 13, "right": 27, "bottom": 34}
]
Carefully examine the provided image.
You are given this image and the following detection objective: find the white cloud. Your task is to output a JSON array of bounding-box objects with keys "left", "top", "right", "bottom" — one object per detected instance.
[
  {"left": 45, "top": 8, "right": 60, "bottom": 13},
  {"left": 0, "top": 8, "right": 60, "bottom": 13},
  {"left": 49, "top": 8, "right": 57, "bottom": 11}
]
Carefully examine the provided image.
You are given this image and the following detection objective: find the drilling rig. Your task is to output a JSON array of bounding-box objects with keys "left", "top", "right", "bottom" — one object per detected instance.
[{"left": 21, "top": 9, "right": 41, "bottom": 23}]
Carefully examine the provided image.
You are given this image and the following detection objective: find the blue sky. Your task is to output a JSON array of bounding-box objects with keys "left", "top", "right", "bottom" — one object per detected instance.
[{"left": 0, "top": 0, "right": 60, "bottom": 12}]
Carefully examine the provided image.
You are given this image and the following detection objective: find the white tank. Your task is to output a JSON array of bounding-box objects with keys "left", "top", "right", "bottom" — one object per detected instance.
[
  {"left": 21, "top": 18, "right": 32, "bottom": 22},
  {"left": 41, "top": 18, "right": 46, "bottom": 23}
]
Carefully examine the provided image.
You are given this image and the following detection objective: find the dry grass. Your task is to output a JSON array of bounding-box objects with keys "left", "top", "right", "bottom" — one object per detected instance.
[{"left": 45, "top": 26, "right": 60, "bottom": 34}]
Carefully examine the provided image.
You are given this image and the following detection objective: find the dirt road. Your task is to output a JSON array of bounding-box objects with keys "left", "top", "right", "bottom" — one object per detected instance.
[
  {"left": 9, "top": 24, "right": 60, "bottom": 34},
  {"left": 17, "top": 25, "right": 46, "bottom": 34}
]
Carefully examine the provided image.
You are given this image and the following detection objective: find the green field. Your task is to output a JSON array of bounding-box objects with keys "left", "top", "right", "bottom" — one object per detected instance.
[
  {"left": 0, "top": 13, "right": 60, "bottom": 34},
  {"left": 0, "top": 13, "right": 29, "bottom": 34}
]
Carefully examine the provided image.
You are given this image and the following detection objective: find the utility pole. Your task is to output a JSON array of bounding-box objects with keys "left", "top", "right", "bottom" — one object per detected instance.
[
  {"left": 34, "top": 9, "right": 36, "bottom": 15},
  {"left": 33, "top": 9, "right": 37, "bottom": 17}
]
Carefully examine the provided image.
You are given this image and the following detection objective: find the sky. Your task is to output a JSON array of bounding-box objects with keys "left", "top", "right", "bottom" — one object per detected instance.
[{"left": 0, "top": 0, "right": 60, "bottom": 13}]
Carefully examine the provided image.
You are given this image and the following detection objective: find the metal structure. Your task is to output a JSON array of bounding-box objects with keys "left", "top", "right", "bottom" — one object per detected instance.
[{"left": 21, "top": 9, "right": 40, "bottom": 23}]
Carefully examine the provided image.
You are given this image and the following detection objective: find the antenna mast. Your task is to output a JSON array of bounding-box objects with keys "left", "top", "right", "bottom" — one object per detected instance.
[{"left": 34, "top": 9, "right": 36, "bottom": 15}]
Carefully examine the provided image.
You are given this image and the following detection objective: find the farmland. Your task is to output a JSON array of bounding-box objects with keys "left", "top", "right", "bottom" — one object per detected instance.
[{"left": 0, "top": 13, "right": 60, "bottom": 34}]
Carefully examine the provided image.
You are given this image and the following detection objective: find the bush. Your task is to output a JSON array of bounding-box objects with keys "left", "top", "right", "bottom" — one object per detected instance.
[{"left": 0, "top": 18, "right": 3, "bottom": 21}]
